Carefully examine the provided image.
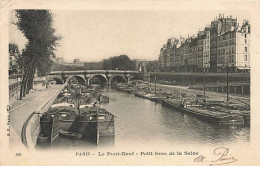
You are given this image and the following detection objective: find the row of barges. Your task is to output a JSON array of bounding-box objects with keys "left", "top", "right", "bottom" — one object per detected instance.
[
  {"left": 38, "top": 81, "right": 115, "bottom": 146},
  {"left": 114, "top": 81, "right": 250, "bottom": 125}
]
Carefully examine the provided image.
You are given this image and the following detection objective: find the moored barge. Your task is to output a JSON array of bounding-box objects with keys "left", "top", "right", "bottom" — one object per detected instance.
[
  {"left": 134, "top": 92, "right": 159, "bottom": 102},
  {"left": 162, "top": 99, "right": 244, "bottom": 125}
]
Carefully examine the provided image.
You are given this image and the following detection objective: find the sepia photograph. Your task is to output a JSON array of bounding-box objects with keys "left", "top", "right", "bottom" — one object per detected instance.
[{"left": 1, "top": 0, "right": 260, "bottom": 166}]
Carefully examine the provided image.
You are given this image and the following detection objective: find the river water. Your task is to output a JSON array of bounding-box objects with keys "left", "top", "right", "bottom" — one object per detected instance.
[{"left": 46, "top": 87, "right": 250, "bottom": 150}]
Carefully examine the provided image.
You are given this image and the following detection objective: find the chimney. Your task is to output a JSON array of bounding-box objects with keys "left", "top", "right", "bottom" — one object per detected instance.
[{"left": 245, "top": 25, "right": 248, "bottom": 33}]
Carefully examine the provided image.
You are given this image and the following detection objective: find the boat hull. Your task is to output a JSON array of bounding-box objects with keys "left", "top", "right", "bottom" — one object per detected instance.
[
  {"left": 134, "top": 93, "right": 159, "bottom": 102},
  {"left": 162, "top": 100, "right": 244, "bottom": 125}
]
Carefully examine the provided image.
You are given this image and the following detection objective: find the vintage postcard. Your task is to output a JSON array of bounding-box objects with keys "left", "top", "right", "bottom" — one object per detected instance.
[{"left": 0, "top": 0, "right": 260, "bottom": 166}]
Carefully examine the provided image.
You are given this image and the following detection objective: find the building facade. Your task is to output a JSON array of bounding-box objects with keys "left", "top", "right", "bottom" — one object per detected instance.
[
  {"left": 203, "top": 28, "right": 210, "bottom": 71},
  {"left": 158, "top": 14, "right": 251, "bottom": 73}
]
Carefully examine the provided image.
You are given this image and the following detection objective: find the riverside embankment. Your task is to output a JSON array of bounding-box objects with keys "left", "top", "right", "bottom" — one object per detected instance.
[{"left": 10, "top": 84, "right": 66, "bottom": 149}]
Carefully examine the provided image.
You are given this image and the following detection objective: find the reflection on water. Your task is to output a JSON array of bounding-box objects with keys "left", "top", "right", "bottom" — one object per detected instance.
[{"left": 38, "top": 87, "right": 249, "bottom": 150}]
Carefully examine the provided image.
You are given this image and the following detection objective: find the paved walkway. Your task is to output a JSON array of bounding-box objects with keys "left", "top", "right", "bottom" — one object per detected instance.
[{"left": 10, "top": 85, "right": 62, "bottom": 147}]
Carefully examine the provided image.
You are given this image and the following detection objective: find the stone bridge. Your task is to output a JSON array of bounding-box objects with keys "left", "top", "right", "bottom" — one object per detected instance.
[{"left": 45, "top": 70, "right": 144, "bottom": 85}]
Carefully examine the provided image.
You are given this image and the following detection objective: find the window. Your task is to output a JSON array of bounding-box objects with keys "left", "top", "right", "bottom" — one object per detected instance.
[
  {"left": 245, "top": 47, "right": 248, "bottom": 52},
  {"left": 244, "top": 55, "right": 247, "bottom": 61},
  {"left": 245, "top": 39, "right": 247, "bottom": 43},
  {"left": 245, "top": 34, "right": 247, "bottom": 38},
  {"left": 232, "top": 47, "right": 234, "bottom": 54}
]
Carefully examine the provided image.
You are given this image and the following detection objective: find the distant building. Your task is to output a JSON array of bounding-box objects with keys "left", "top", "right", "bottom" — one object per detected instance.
[
  {"left": 73, "top": 59, "right": 81, "bottom": 64},
  {"left": 9, "top": 43, "right": 20, "bottom": 75},
  {"left": 62, "top": 62, "right": 84, "bottom": 67},
  {"left": 134, "top": 59, "right": 150, "bottom": 71},
  {"left": 210, "top": 20, "right": 219, "bottom": 72},
  {"left": 55, "top": 57, "right": 84, "bottom": 67},
  {"left": 55, "top": 57, "right": 65, "bottom": 64},
  {"left": 203, "top": 28, "right": 211, "bottom": 71},
  {"left": 158, "top": 14, "right": 251, "bottom": 73},
  {"left": 159, "top": 44, "right": 167, "bottom": 70},
  {"left": 196, "top": 32, "right": 204, "bottom": 71},
  {"left": 217, "top": 19, "right": 250, "bottom": 72}
]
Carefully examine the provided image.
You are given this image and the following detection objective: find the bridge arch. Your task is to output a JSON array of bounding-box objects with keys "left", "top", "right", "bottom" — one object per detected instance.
[
  {"left": 128, "top": 75, "right": 143, "bottom": 82},
  {"left": 69, "top": 75, "right": 86, "bottom": 85},
  {"left": 110, "top": 75, "right": 127, "bottom": 84},
  {"left": 47, "top": 77, "right": 64, "bottom": 84},
  {"left": 88, "top": 74, "right": 108, "bottom": 85}
]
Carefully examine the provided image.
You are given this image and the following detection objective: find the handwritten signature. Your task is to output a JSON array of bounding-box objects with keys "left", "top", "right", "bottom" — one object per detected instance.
[{"left": 194, "top": 147, "right": 237, "bottom": 166}]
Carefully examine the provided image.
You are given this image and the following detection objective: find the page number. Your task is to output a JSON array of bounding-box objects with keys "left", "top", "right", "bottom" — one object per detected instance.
[{"left": 15, "top": 153, "right": 22, "bottom": 157}]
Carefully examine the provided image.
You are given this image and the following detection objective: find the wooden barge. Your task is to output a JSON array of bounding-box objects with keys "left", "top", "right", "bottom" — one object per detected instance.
[
  {"left": 57, "top": 107, "right": 115, "bottom": 144},
  {"left": 134, "top": 92, "right": 159, "bottom": 102},
  {"left": 162, "top": 99, "right": 244, "bottom": 125},
  {"left": 39, "top": 83, "right": 115, "bottom": 146}
]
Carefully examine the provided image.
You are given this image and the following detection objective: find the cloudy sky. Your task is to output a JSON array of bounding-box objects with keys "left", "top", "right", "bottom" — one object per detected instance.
[{"left": 9, "top": 10, "right": 249, "bottom": 63}]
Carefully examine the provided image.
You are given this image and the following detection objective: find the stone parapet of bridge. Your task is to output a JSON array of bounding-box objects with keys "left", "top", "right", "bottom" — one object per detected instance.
[{"left": 46, "top": 70, "right": 144, "bottom": 85}]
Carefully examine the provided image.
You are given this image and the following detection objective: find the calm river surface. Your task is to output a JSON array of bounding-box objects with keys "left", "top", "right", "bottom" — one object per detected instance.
[{"left": 48, "top": 87, "right": 250, "bottom": 150}]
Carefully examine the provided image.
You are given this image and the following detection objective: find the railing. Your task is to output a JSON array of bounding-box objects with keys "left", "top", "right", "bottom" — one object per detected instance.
[
  {"left": 9, "top": 74, "right": 22, "bottom": 100},
  {"left": 48, "top": 70, "right": 141, "bottom": 75},
  {"left": 36, "top": 82, "right": 68, "bottom": 114},
  {"left": 9, "top": 82, "right": 21, "bottom": 96},
  {"left": 21, "top": 82, "right": 68, "bottom": 149},
  {"left": 9, "top": 74, "right": 22, "bottom": 79},
  {"left": 21, "top": 111, "right": 36, "bottom": 148}
]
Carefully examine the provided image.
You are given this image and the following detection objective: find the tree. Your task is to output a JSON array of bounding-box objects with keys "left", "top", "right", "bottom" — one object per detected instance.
[
  {"left": 102, "top": 55, "right": 135, "bottom": 70},
  {"left": 146, "top": 60, "right": 159, "bottom": 72},
  {"left": 102, "top": 59, "right": 111, "bottom": 70},
  {"left": 14, "top": 10, "right": 61, "bottom": 99}
]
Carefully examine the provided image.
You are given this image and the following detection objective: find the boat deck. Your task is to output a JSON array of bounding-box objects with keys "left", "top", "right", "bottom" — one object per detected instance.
[{"left": 165, "top": 99, "right": 231, "bottom": 118}]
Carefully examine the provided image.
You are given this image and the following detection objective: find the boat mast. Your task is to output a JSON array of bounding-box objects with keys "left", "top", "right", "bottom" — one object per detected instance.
[
  {"left": 226, "top": 58, "right": 229, "bottom": 107},
  {"left": 203, "top": 67, "right": 206, "bottom": 109},
  {"left": 96, "top": 108, "right": 99, "bottom": 145},
  {"left": 149, "top": 72, "right": 151, "bottom": 93},
  {"left": 155, "top": 76, "right": 157, "bottom": 95}
]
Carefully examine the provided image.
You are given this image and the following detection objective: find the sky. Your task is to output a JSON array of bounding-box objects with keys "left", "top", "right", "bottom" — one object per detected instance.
[{"left": 9, "top": 10, "right": 249, "bottom": 63}]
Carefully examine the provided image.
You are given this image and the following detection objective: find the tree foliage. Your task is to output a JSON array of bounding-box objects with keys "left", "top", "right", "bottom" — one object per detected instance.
[
  {"left": 146, "top": 60, "right": 159, "bottom": 72},
  {"left": 14, "top": 10, "right": 60, "bottom": 99},
  {"left": 102, "top": 55, "right": 135, "bottom": 70}
]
